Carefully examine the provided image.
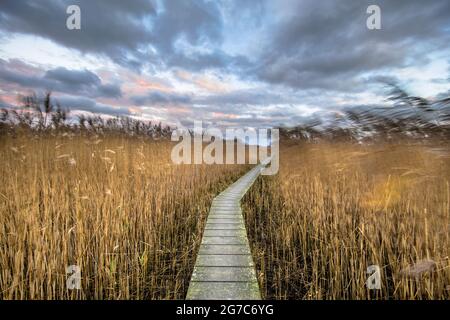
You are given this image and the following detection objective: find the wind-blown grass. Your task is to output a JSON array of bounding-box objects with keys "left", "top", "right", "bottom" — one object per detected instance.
[
  {"left": 0, "top": 133, "right": 244, "bottom": 299},
  {"left": 243, "top": 141, "right": 450, "bottom": 299}
]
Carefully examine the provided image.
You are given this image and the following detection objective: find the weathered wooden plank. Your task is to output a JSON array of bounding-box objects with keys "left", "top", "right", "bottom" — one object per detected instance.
[
  {"left": 207, "top": 218, "right": 242, "bottom": 223},
  {"left": 205, "top": 224, "right": 244, "bottom": 230},
  {"left": 190, "top": 266, "right": 257, "bottom": 282},
  {"left": 211, "top": 206, "right": 240, "bottom": 210},
  {"left": 195, "top": 254, "right": 254, "bottom": 267},
  {"left": 186, "top": 282, "right": 260, "bottom": 300},
  {"left": 203, "top": 229, "right": 247, "bottom": 237},
  {"left": 210, "top": 209, "right": 241, "bottom": 214},
  {"left": 198, "top": 244, "right": 250, "bottom": 255},
  {"left": 202, "top": 236, "right": 245, "bottom": 245},
  {"left": 209, "top": 214, "right": 241, "bottom": 218},
  {"left": 210, "top": 210, "right": 241, "bottom": 214},
  {"left": 209, "top": 212, "right": 244, "bottom": 221}
]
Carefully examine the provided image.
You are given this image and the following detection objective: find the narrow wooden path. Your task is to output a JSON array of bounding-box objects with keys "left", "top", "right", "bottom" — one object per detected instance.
[{"left": 186, "top": 161, "right": 270, "bottom": 300}]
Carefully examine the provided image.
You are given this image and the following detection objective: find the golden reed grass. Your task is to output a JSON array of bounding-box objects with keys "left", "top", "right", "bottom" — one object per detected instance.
[
  {"left": 0, "top": 133, "right": 244, "bottom": 299},
  {"left": 243, "top": 141, "right": 450, "bottom": 299}
]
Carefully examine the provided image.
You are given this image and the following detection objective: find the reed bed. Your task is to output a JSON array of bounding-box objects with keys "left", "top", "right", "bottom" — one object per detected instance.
[
  {"left": 243, "top": 141, "right": 450, "bottom": 299},
  {"left": 0, "top": 133, "right": 244, "bottom": 299}
]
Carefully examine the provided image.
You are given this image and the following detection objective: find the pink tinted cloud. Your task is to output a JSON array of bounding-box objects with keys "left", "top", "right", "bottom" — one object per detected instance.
[
  {"left": 175, "top": 70, "right": 229, "bottom": 93},
  {"left": 211, "top": 112, "right": 239, "bottom": 119},
  {"left": 2, "top": 58, "right": 43, "bottom": 76},
  {"left": 0, "top": 94, "right": 18, "bottom": 106}
]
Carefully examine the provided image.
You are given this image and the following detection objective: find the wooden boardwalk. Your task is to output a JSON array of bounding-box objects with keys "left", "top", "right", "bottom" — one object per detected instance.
[{"left": 186, "top": 162, "right": 270, "bottom": 300}]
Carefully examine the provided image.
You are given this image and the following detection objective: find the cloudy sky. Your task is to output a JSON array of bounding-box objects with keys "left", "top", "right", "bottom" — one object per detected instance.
[{"left": 1, "top": 0, "right": 449, "bottom": 128}]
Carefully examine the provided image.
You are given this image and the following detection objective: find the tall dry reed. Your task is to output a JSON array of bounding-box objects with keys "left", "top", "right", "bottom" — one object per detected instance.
[
  {"left": 243, "top": 141, "right": 450, "bottom": 299},
  {"left": 0, "top": 133, "right": 244, "bottom": 299}
]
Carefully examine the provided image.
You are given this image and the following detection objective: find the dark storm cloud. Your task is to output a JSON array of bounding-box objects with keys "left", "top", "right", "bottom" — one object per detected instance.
[
  {"left": 0, "top": 0, "right": 156, "bottom": 69},
  {"left": 0, "top": 59, "right": 121, "bottom": 98},
  {"left": 167, "top": 50, "right": 250, "bottom": 72},
  {"left": 132, "top": 91, "right": 192, "bottom": 106},
  {"left": 45, "top": 68, "right": 100, "bottom": 87},
  {"left": 436, "top": 89, "right": 450, "bottom": 101},
  {"left": 196, "top": 89, "right": 291, "bottom": 106},
  {"left": 132, "top": 87, "right": 299, "bottom": 108},
  {"left": 43, "top": 67, "right": 122, "bottom": 98},
  {"left": 151, "top": 0, "right": 221, "bottom": 53},
  {"left": 1, "top": 0, "right": 450, "bottom": 125},
  {"left": 148, "top": 0, "right": 250, "bottom": 71},
  {"left": 253, "top": 0, "right": 450, "bottom": 90},
  {"left": 56, "top": 96, "right": 131, "bottom": 116},
  {"left": 3, "top": 0, "right": 449, "bottom": 88},
  {"left": 0, "top": 0, "right": 246, "bottom": 71}
]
